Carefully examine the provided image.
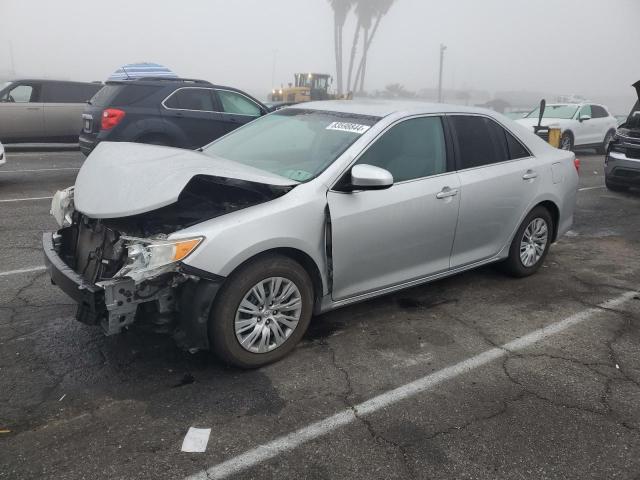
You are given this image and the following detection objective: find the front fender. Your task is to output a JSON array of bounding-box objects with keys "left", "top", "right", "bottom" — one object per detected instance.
[{"left": 177, "top": 188, "right": 330, "bottom": 294}]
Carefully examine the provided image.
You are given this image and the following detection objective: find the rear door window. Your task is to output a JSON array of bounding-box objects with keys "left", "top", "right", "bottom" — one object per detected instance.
[
  {"left": 43, "top": 83, "right": 92, "bottom": 103},
  {"left": 164, "top": 88, "right": 215, "bottom": 111},
  {"left": 449, "top": 115, "right": 509, "bottom": 169},
  {"left": 505, "top": 130, "right": 531, "bottom": 159},
  {"left": 216, "top": 90, "right": 261, "bottom": 116},
  {"left": 591, "top": 105, "right": 608, "bottom": 119}
]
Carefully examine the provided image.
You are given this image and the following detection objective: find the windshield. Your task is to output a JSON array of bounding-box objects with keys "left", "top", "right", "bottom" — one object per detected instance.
[
  {"left": 203, "top": 109, "right": 380, "bottom": 182},
  {"left": 525, "top": 104, "right": 579, "bottom": 120}
]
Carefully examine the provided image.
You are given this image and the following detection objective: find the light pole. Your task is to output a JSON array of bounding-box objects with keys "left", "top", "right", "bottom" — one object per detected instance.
[
  {"left": 438, "top": 44, "right": 447, "bottom": 103},
  {"left": 271, "top": 49, "right": 278, "bottom": 88}
]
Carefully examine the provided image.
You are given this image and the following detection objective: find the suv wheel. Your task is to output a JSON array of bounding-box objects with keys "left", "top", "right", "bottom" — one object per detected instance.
[
  {"left": 209, "top": 254, "right": 313, "bottom": 368},
  {"left": 560, "top": 132, "right": 574, "bottom": 151},
  {"left": 503, "top": 206, "right": 553, "bottom": 278}
]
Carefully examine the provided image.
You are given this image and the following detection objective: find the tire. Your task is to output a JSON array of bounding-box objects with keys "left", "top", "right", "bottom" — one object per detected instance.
[
  {"left": 597, "top": 130, "right": 615, "bottom": 155},
  {"left": 502, "top": 206, "right": 553, "bottom": 278},
  {"left": 208, "top": 254, "right": 314, "bottom": 368},
  {"left": 560, "top": 132, "right": 574, "bottom": 151},
  {"left": 605, "top": 177, "right": 628, "bottom": 192}
]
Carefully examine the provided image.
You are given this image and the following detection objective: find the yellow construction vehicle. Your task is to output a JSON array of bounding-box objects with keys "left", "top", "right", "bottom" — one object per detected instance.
[{"left": 270, "top": 73, "right": 348, "bottom": 103}]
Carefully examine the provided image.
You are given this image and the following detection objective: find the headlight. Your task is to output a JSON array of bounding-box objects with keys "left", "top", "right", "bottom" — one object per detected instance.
[
  {"left": 50, "top": 187, "right": 75, "bottom": 227},
  {"left": 115, "top": 236, "right": 203, "bottom": 281}
]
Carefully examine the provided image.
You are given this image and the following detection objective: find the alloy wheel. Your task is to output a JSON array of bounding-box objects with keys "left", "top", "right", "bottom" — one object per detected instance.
[
  {"left": 519, "top": 218, "right": 549, "bottom": 267},
  {"left": 561, "top": 135, "right": 572, "bottom": 151},
  {"left": 234, "top": 277, "right": 302, "bottom": 354}
]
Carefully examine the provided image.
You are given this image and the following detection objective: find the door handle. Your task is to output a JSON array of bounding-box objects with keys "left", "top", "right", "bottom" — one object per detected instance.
[
  {"left": 436, "top": 187, "right": 458, "bottom": 199},
  {"left": 522, "top": 170, "right": 538, "bottom": 180},
  {"left": 27, "top": 107, "right": 40, "bottom": 111}
]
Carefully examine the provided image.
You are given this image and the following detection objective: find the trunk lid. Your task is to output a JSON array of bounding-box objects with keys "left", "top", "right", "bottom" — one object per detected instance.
[{"left": 74, "top": 142, "right": 297, "bottom": 219}]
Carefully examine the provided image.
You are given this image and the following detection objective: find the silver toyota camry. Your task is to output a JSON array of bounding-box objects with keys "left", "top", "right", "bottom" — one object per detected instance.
[{"left": 44, "top": 101, "right": 579, "bottom": 367}]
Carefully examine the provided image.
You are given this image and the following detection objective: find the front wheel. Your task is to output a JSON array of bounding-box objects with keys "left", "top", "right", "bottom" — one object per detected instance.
[
  {"left": 209, "top": 254, "right": 314, "bottom": 368},
  {"left": 502, "top": 207, "right": 553, "bottom": 278}
]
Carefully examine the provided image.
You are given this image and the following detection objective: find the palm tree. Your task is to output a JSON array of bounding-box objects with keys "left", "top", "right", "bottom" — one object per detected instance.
[
  {"left": 345, "top": 1, "right": 366, "bottom": 94},
  {"left": 353, "top": 0, "right": 395, "bottom": 94},
  {"left": 328, "top": 0, "right": 354, "bottom": 95}
]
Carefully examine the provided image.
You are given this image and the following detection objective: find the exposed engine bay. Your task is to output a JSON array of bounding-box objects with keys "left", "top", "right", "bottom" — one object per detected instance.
[{"left": 47, "top": 174, "right": 293, "bottom": 347}]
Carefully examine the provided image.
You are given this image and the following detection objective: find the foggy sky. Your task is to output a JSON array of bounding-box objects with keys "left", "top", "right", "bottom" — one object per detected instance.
[{"left": 1, "top": 0, "right": 639, "bottom": 111}]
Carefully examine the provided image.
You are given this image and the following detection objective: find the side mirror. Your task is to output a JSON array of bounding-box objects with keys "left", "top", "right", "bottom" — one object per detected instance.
[
  {"left": 579, "top": 115, "right": 592, "bottom": 122},
  {"left": 350, "top": 164, "right": 393, "bottom": 190}
]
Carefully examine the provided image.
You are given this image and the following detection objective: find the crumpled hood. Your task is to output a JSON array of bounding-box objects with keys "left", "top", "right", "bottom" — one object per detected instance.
[{"left": 74, "top": 142, "right": 297, "bottom": 219}]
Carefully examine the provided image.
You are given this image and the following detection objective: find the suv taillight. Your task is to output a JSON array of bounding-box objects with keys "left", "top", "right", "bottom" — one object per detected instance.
[
  {"left": 101, "top": 108, "right": 126, "bottom": 130},
  {"left": 574, "top": 158, "right": 580, "bottom": 172}
]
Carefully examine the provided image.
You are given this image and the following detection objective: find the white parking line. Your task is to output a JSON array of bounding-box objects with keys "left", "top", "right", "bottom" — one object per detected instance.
[
  {"left": 0, "top": 167, "right": 80, "bottom": 174},
  {"left": 0, "top": 196, "right": 53, "bottom": 203},
  {"left": 0, "top": 266, "right": 46, "bottom": 277},
  {"left": 185, "top": 290, "right": 638, "bottom": 480},
  {"left": 578, "top": 185, "right": 605, "bottom": 192}
]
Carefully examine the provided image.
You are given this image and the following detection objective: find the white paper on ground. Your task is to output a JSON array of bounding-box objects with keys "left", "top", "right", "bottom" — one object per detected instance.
[{"left": 181, "top": 427, "right": 211, "bottom": 453}]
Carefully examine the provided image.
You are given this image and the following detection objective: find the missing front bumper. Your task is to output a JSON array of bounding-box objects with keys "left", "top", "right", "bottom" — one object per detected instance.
[
  {"left": 43, "top": 232, "right": 224, "bottom": 350},
  {"left": 44, "top": 232, "right": 177, "bottom": 335}
]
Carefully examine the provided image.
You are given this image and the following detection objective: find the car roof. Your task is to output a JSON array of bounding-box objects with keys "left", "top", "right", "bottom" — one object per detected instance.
[
  {"left": 547, "top": 102, "right": 607, "bottom": 108},
  {"left": 7, "top": 79, "right": 102, "bottom": 85},
  {"left": 288, "top": 100, "right": 505, "bottom": 118},
  {"left": 104, "top": 77, "right": 255, "bottom": 95}
]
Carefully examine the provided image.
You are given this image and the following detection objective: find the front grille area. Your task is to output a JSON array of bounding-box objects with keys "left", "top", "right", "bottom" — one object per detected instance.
[
  {"left": 625, "top": 147, "right": 640, "bottom": 160},
  {"left": 59, "top": 215, "right": 127, "bottom": 284}
]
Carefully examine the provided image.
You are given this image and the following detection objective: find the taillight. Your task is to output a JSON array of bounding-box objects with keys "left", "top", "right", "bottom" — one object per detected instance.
[
  {"left": 101, "top": 108, "right": 126, "bottom": 130},
  {"left": 574, "top": 158, "right": 580, "bottom": 172}
]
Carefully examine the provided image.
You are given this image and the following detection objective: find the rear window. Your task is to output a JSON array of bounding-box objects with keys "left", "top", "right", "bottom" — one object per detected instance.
[{"left": 89, "top": 84, "right": 158, "bottom": 107}]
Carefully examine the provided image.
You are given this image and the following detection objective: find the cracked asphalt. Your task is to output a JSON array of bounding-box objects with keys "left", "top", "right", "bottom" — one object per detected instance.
[{"left": 1, "top": 149, "right": 639, "bottom": 480}]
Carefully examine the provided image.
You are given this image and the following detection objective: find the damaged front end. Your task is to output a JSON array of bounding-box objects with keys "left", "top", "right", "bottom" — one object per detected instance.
[{"left": 44, "top": 174, "right": 292, "bottom": 351}]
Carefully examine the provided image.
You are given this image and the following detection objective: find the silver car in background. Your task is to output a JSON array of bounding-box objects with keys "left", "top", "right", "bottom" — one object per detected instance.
[
  {"left": 44, "top": 101, "right": 579, "bottom": 367},
  {"left": 0, "top": 79, "right": 102, "bottom": 143}
]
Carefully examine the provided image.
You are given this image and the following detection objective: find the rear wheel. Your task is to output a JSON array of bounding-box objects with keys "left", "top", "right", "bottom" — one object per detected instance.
[
  {"left": 502, "top": 206, "right": 553, "bottom": 278},
  {"left": 597, "top": 130, "right": 615, "bottom": 154},
  {"left": 560, "top": 132, "right": 574, "bottom": 151},
  {"left": 209, "top": 254, "right": 314, "bottom": 368}
]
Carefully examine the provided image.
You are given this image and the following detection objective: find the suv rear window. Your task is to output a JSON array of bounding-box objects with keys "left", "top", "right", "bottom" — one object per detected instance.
[{"left": 89, "top": 84, "right": 157, "bottom": 107}]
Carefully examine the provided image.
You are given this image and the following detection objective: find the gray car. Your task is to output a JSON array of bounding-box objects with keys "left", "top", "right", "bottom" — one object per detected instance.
[
  {"left": 0, "top": 79, "right": 102, "bottom": 143},
  {"left": 44, "top": 101, "right": 578, "bottom": 367}
]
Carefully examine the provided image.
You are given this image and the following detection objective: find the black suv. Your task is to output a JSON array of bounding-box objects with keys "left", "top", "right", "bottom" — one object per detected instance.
[{"left": 79, "top": 77, "right": 269, "bottom": 156}]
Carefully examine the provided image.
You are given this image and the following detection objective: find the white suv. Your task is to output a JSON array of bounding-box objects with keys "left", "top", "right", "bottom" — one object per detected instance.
[{"left": 516, "top": 103, "right": 618, "bottom": 152}]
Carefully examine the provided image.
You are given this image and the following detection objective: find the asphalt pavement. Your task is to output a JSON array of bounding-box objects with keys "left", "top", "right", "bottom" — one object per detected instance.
[{"left": 0, "top": 150, "right": 639, "bottom": 480}]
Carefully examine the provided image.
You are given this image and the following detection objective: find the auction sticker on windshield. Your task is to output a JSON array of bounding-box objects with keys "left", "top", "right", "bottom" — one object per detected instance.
[{"left": 326, "top": 122, "right": 371, "bottom": 134}]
